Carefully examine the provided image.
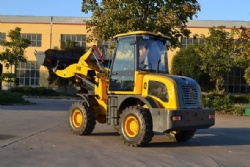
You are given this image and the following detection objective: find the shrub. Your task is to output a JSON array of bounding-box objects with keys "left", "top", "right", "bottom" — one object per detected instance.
[
  {"left": 0, "top": 91, "right": 29, "bottom": 105},
  {"left": 10, "top": 87, "right": 60, "bottom": 96},
  {"left": 229, "top": 95, "right": 250, "bottom": 104},
  {"left": 203, "top": 93, "right": 233, "bottom": 113},
  {"left": 202, "top": 93, "right": 249, "bottom": 115},
  {"left": 232, "top": 106, "right": 245, "bottom": 116}
]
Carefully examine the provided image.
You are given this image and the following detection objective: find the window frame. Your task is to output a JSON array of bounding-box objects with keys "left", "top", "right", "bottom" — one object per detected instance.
[
  {"left": 60, "top": 34, "right": 87, "bottom": 49},
  {"left": 15, "top": 61, "right": 40, "bottom": 86},
  {"left": 21, "top": 33, "right": 42, "bottom": 47},
  {"left": 0, "top": 32, "right": 6, "bottom": 45}
]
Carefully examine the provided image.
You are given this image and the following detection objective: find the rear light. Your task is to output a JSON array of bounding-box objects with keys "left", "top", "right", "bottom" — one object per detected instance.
[
  {"left": 172, "top": 116, "right": 181, "bottom": 121},
  {"left": 209, "top": 114, "right": 215, "bottom": 119}
]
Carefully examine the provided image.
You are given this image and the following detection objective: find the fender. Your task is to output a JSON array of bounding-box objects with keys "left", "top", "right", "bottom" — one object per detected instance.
[
  {"left": 77, "top": 94, "right": 99, "bottom": 107},
  {"left": 108, "top": 95, "right": 161, "bottom": 113},
  {"left": 107, "top": 95, "right": 161, "bottom": 126}
]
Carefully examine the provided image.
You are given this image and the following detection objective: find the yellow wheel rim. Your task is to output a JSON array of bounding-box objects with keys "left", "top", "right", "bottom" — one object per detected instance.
[
  {"left": 124, "top": 116, "right": 139, "bottom": 138},
  {"left": 72, "top": 109, "right": 83, "bottom": 128}
]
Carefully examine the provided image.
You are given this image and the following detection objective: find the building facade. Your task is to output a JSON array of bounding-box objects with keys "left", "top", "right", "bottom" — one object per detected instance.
[
  {"left": 0, "top": 15, "right": 91, "bottom": 89},
  {"left": 0, "top": 15, "right": 249, "bottom": 94}
]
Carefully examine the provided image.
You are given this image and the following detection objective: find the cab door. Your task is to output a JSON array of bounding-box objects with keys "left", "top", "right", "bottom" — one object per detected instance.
[{"left": 109, "top": 36, "right": 135, "bottom": 92}]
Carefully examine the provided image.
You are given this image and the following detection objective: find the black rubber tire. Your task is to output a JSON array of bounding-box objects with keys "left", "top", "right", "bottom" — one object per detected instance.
[
  {"left": 68, "top": 101, "right": 96, "bottom": 135},
  {"left": 167, "top": 130, "right": 196, "bottom": 142},
  {"left": 119, "top": 106, "right": 153, "bottom": 147}
]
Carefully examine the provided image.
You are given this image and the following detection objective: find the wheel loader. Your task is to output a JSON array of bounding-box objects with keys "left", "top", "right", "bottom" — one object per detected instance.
[{"left": 36, "top": 31, "right": 215, "bottom": 147}]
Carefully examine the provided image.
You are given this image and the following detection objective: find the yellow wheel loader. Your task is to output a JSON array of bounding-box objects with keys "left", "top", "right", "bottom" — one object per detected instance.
[{"left": 36, "top": 31, "right": 215, "bottom": 147}]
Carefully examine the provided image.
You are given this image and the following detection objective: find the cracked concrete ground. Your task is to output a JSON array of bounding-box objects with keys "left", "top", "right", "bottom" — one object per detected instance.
[{"left": 1, "top": 98, "right": 250, "bottom": 167}]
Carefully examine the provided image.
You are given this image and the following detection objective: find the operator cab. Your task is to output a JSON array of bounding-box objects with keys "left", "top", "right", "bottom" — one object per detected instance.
[{"left": 109, "top": 31, "right": 170, "bottom": 92}]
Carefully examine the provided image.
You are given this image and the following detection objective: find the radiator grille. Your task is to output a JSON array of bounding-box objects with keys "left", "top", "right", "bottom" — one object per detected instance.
[{"left": 182, "top": 84, "right": 199, "bottom": 106}]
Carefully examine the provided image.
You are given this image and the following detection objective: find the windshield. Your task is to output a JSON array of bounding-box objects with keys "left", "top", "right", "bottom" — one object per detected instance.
[{"left": 138, "top": 37, "right": 168, "bottom": 73}]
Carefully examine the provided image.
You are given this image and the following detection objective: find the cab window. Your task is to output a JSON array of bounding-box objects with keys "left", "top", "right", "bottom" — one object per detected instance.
[{"left": 109, "top": 37, "right": 135, "bottom": 91}]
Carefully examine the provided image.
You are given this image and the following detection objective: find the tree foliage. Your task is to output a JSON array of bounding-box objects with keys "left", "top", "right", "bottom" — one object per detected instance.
[
  {"left": 0, "top": 27, "right": 31, "bottom": 86},
  {"left": 61, "top": 39, "right": 86, "bottom": 53},
  {"left": 196, "top": 26, "right": 236, "bottom": 93},
  {"left": 0, "top": 72, "right": 16, "bottom": 83},
  {"left": 244, "top": 67, "right": 250, "bottom": 86},
  {"left": 232, "top": 27, "right": 250, "bottom": 85},
  {"left": 82, "top": 0, "right": 200, "bottom": 48},
  {"left": 171, "top": 44, "right": 213, "bottom": 91},
  {"left": 0, "top": 27, "right": 31, "bottom": 69},
  {"left": 171, "top": 44, "right": 202, "bottom": 81}
]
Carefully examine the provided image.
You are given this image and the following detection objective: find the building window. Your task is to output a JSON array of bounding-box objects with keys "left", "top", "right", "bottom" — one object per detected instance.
[
  {"left": 223, "top": 67, "right": 250, "bottom": 94},
  {"left": 15, "top": 61, "right": 40, "bottom": 86},
  {"left": 0, "top": 33, "right": 6, "bottom": 45},
  {"left": 21, "top": 33, "right": 42, "bottom": 47},
  {"left": 60, "top": 34, "right": 86, "bottom": 49},
  {"left": 181, "top": 37, "right": 204, "bottom": 49}
]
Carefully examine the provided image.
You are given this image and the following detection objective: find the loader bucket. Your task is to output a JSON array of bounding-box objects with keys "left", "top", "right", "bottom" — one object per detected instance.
[{"left": 34, "top": 49, "right": 83, "bottom": 70}]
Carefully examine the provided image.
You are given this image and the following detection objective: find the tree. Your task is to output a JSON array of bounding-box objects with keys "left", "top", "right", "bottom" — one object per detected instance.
[
  {"left": 196, "top": 26, "right": 236, "bottom": 93},
  {"left": 82, "top": 0, "right": 200, "bottom": 48},
  {"left": 171, "top": 44, "right": 213, "bottom": 91},
  {"left": 245, "top": 68, "right": 250, "bottom": 86},
  {"left": 0, "top": 27, "right": 31, "bottom": 87},
  {"left": 232, "top": 27, "right": 250, "bottom": 85},
  {"left": 171, "top": 45, "right": 202, "bottom": 80}
]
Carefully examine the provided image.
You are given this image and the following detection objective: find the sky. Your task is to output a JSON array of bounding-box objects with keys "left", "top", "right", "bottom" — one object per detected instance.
[{"left": 0, "top": 0, "right": 249, "bottom": 21}]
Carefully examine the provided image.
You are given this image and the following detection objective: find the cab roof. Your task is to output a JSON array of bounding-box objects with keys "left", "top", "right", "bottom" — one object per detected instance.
[{"left": 113, "top": 31, "right": 170, "bottom": 40}]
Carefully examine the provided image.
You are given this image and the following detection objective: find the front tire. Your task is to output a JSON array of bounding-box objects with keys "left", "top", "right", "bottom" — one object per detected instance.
[
  {"left": 119, "top": 106, "right": 153, "bottom": 147},
  {"left": 68, "top": 101, "right": 96, "bottom": 135}
]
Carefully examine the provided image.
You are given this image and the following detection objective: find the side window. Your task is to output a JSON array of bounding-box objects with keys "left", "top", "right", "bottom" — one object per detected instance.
[
  {"left": 147, "top": 41, "right": 161, "bottom": 71},
  {"left": 148, "top": 81, "right": 168, "bottom": 102},
  {"left": 109, "top": 37, "right": 135, "bottom": 91},
  {"left": 112, "top": 37, "right": 134, "bottom": 71}
]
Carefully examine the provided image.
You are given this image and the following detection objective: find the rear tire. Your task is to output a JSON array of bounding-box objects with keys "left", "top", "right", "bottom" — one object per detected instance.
[
  {"left": 167, "top": 130, "right": 196, "bottom": 142},
  {"left": 119, "top": 106, "right": 153, "bottom": 147},
  {"left": 68, "top": 101, "right": 96, "bottom": 135}
]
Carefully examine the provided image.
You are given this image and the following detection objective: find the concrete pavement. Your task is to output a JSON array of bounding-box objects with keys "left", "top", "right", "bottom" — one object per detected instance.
[{"left": 0, "top": 98, "right": 250, "bottom": 167}]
